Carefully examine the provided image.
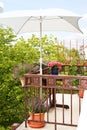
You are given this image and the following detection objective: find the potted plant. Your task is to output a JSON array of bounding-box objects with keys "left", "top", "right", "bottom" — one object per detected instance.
[
  {"left": 27, "top": 97, "right": 47, "bottom": 128},
  {"left": 48, "top": 61, "right": 62, "bottom": 75}
]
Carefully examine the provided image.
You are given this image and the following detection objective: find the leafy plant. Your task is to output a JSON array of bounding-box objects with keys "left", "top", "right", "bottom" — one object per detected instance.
[
  {"left": 71, "top": 79, "right": 79, "bottom": 86},
  {"left": 14, "top": 63, "right": 31, "bottom": 78},
  {"left": 68, "top": 65, "right": 78, "bottom": 75},
  {"left": 18, "top": 65, "right": 29, "bottom": 78},
  {"left": 28, "top": 97, "right": 47, "bottom": 113}
]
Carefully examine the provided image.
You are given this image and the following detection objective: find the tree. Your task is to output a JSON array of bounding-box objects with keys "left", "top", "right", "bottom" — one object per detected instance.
[
  {"left": 0, "top": 28, "right": 24, "bottom": 129},
  {"left": 0, "top": 29, "right": 40, "bottom": 129}
]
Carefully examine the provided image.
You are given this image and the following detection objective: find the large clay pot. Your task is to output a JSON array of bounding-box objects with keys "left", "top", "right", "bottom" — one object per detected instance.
[{"left": 28, "top": 113, "right": 45, "bottom": 128}]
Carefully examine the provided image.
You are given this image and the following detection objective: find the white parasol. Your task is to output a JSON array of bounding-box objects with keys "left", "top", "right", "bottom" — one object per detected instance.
[{"left": 0, "top": 8, "right": 83, "bottom": 74}]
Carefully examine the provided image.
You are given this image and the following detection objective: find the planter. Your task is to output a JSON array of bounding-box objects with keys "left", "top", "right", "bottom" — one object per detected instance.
[
  {"left": 48, "top": 62, "right": 62, "bottom": 75},
  {"left": 28, "top": 113, "right": 45, "bottom": 128},
  {"left": 51, "top": 69, "right": 58, "bottom": 75},
  {"left": 79, "top": 89, "right": 84, "bottom": 98}
]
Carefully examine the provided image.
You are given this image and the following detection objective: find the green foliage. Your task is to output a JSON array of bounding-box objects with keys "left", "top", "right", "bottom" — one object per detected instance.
[
  {"left": 56, "top": 80, "right": 63, "bottom": 86},
  {"left": 0, "top": 28, "right": 42, "bottom": 128},
  {"left": 16, "top": 63, "right": 29, "bottom": 78},
  {"left": 0, "top": 28, "right": 24, "bottom": 128},
  {"left": 68, "top": 65, "right": 84, "bottom": 76},
  {"left": 0, "top": 126, "right": 11, "bottom": 130},
  {"left": 13, "top": 37, "right": 39, "bottom": 64},
  {"left": 0, "top": 28, "right": 16, "bottom": 45},
  {"left": 0, "top": 78, "right": 24, "bottom": 127},
  {"left": 51, "top": 65, "right": 58, "bottom": 70},
  {"left": 68, "top": 65, "right": 78, "bottom": 75},
  {"left": 28, "top": 97, "right": 47, "bottom": 113},
  {"left": 84, "top": 71, "right": 87, "bottom": 76},
  {"left": 27, "top": 88, "right": 47, "bottom": 114},
  {"left": 71, "top": 79, "right": 79, "bottom": 86}
]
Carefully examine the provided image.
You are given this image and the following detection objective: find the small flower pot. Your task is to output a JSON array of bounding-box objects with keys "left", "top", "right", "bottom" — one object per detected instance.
[
  {"left": 28, "top": 113, "right": 45, "bottom": 128},
  {"left": 51, "top": 69, "right": 58, "bottom": 75}
]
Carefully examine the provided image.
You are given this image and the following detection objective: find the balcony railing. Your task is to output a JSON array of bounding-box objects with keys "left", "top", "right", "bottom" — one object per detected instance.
[{"left": 22, "top": 74, "right": 87, "bottom": 130}]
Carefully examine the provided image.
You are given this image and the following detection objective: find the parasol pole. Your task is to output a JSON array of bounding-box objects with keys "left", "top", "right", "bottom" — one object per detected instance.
[
  {"left": 40, "top": 16, "right": 42, "bottom": 75},
  {"left": 40, "top": 16, "right": 42, "bottom": 98}
]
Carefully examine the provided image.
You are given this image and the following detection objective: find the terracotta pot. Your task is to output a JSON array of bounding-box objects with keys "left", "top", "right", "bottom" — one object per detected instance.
[
  {"left": 79, "top": 89, "right": 84, "bottom": 98},
  {"left": 28, "top": 113, "right": 45, "bottom": 128}
]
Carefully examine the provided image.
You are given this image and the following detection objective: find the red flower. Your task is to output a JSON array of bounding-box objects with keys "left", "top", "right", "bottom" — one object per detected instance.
[{"left": 48, "top": 61, "right": 62, "bottom": 70}]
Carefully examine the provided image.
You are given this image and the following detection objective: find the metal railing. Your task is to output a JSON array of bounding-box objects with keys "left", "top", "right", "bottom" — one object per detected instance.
[{"left": 23, "top": 74, "right": 87, "bottom": 130}]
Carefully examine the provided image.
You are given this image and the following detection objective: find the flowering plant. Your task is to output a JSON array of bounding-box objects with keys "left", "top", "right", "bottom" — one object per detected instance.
[{"left": 48, "top": 61, "right": 62, "bottom": 70}]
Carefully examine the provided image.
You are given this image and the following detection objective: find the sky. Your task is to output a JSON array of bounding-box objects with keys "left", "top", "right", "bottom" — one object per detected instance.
[
  {"left": 0, "top": 0, "right": 87, "bottom": 42},
  {"left": 0, "top": 0, "right": 87, "bottom": 14}
]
